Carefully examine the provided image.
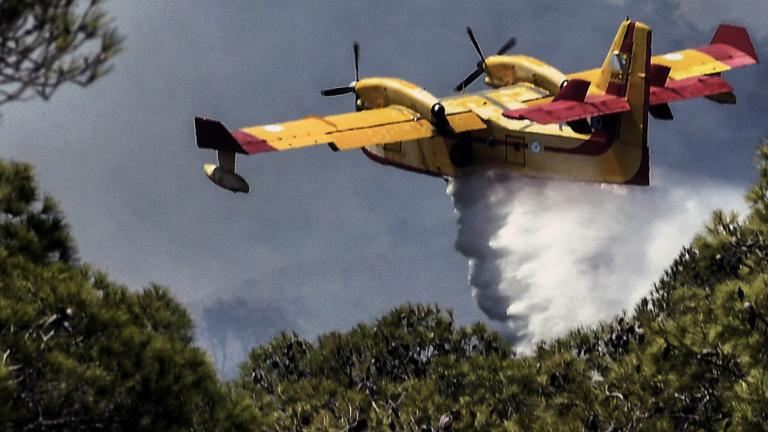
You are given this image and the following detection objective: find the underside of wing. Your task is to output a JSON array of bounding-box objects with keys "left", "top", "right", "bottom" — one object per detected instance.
[
  {"left": 501, "top": 79, "right": 630, "bottom": 124},
  {"left": 502, "top": 95, "right": 630, "bottom": 124},
  {"left": 650, "top": 75, "right": 734, "bottom": 106}
]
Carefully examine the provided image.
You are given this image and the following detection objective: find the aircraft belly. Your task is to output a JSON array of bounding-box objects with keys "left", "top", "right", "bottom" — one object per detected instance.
[
  {"left": 363, "top": 123, "right": 641, "bottom": 184},
  {"left": 468, "top": 127, "right": 642, "bottom": 184}
]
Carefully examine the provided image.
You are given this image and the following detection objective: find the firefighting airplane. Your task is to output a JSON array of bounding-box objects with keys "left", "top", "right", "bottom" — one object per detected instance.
[{"left": 194, "top": 20, "right": 758, "bottom": 193}]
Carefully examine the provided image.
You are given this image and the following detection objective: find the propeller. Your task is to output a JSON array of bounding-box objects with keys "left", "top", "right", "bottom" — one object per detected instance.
[
  {"left": 454, "top": 27, "right": 516, "bottom": 92},
  {"left": 321, "top": 42, "right": 360, "bottom": 97}
]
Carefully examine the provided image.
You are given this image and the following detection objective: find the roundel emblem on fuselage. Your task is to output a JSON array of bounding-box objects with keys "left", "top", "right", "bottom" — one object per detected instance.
[{"left": 530, "top": 141, "right": 542, "bottom": 154}]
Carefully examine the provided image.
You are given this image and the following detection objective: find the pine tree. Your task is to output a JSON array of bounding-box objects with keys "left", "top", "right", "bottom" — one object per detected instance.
[
  {"left": 0, "top": 0, "right": 121, "bottom": 108},
  {"left": 233, "top": 139, "right": 768, "bottom": 431},
  {"left": 0, "top": 160, "right": 260, "bottom": 430}
]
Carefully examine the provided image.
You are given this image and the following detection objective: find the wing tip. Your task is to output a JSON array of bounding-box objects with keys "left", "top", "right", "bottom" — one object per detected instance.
[
  {"left": 194, "top": 116, "right": 239, "bottom": 152},
  {"left": 711, "top": 24, "right": 759, "bottom": 64},
  {"left": 194, "top": 116, "right": 275, "bottom": 154}
]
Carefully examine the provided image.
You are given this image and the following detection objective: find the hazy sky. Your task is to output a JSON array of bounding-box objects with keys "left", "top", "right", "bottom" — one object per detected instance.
[{"left": 2, "top": 0, "right": 765, "bottom": 376}]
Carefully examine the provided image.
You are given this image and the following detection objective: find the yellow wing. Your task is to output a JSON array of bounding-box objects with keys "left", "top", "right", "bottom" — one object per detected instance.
[{"left": 195, "top": 105, "right": 485, "bottom": 155}]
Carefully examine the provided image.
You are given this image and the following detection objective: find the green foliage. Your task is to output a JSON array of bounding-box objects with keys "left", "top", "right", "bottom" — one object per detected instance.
[
  {"left": 0, "top": 161, "right": 75, "bottom": 264},
  {"left": 236, "top": 305, "right": 520, "bottom": 430},
  {"left": 0, "top": 160, "right": 254, "bottom": 431},
  {"left": 231, "top": 139, "right": 768, "bottom": 430},
  {"left": 2, "top": 1, "right": 766, "bottom": 429},
  {"left": 6, "top": 128, "right": 768, "bottom": 429}
]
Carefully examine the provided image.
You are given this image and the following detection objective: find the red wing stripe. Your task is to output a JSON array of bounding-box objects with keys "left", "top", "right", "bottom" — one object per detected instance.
[
  {"left": 503, "top": 95, "right": 630, "bottom": 124},
  {"left": 194, "top": 117, "right": 276, "bottom": 154},
  {"left": 650, "top": 75, "right": 733, "bottom": 106},
  {"left": 232, "top": 130, "right": 276, "bottom": 154}
]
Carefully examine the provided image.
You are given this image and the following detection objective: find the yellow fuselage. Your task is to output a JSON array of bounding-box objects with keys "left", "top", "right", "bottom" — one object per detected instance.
[{"left": 359, "top": 75, "right": 643, "bottom": 185}]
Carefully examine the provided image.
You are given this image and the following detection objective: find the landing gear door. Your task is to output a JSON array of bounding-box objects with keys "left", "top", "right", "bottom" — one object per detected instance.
[{"left": 504, "top": 135, "right": 525, "bottom": 166}]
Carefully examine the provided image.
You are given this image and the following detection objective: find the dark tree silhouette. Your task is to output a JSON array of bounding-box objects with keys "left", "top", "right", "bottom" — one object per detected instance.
[{"left": 0, "top": 0, "right": 121, "bottom": 107}]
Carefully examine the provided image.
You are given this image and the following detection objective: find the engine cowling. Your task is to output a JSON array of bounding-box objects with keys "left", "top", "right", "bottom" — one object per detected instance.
[
  {"left": 355, "top": 77, "right": 444, "bottom": 123},
  {"left": 483, "top": 55, "right": 567, "bottom": 95}
]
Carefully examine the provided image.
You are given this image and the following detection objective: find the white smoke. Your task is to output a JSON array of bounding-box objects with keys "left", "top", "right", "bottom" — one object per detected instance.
[{"left": 449, "top": 169, "right": 746, "bottom": 351}]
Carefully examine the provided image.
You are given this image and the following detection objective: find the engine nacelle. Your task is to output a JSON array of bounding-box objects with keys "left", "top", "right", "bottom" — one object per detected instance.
[
  {"left": 355, "top": 77, "right": 444, "bottom": 123},
  {"left": 483, "top": 55, "right": 567, "bottom": 95}
]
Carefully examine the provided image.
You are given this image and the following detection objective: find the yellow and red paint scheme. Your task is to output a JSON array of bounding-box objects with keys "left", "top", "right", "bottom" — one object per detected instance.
[{"left": 194, "top": 20, "right": 758, "bottom": 193}]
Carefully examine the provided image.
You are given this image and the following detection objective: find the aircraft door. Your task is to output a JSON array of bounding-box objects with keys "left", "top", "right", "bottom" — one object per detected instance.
[{"left": 504, "top": 135, "right": 525, "bottom": 166}]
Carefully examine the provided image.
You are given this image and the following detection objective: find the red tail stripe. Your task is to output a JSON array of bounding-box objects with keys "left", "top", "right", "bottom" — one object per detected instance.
[{"left": 620, "top": 21, "right": 636, "bottom": 55}]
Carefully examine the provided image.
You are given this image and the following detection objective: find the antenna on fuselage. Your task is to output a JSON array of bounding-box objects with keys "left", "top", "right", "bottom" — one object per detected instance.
[
  {"left": 454, "top": 27, "right": 516, "bottom": 92},
  {"left": 320, "top": 42, "right": 360, "bottom": 97}
]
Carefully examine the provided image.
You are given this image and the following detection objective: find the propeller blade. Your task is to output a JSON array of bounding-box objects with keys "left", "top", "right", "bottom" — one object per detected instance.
[
  {"left": 496, "top": 36, "right": 517, "bottom": 55},
  {"left": 353, "top": 41, "right": 360, "bottom": 82},
  {"left": 320, "top": 86, "right": 355, "bottom": 97},
  {"left": 466, "top": 27, "right": 485, "bottom": 62},
  {"left": 454, "top": 67, "right": 484, "bottom": 92}
]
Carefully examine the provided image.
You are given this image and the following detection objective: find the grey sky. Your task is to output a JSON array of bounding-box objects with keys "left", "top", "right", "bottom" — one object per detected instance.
[{"left": 1, "top": 0, "right": 765, "bottom": 376}]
